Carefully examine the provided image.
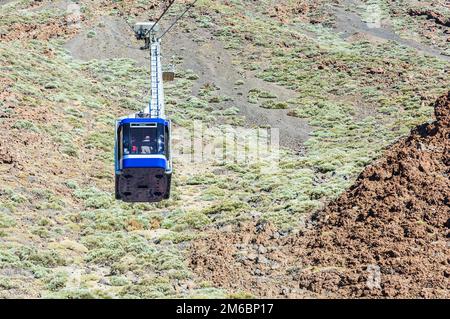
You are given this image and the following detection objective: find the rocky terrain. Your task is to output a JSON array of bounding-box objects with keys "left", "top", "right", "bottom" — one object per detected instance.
[
  {"left": 190, "top": 91, "right": 450, "bottom": 298},
  {"left": 0, "top": 0, "right": 448, "bottom": 298}
]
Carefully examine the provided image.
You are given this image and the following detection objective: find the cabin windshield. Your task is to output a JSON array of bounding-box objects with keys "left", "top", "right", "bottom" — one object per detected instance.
[{"left": 122, "top": 123, "right": 165, "bottom": 156}]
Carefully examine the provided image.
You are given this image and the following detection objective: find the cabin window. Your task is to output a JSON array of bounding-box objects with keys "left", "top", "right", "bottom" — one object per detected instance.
[
  {"left": 165, "top": 125, "right": 170, "bottom": 160},
  {"left": 122, "top": 123, "right": 165, "bottom": 155},
  {"left": 118, "top": 126, "right": 123, "bottom": 162}
]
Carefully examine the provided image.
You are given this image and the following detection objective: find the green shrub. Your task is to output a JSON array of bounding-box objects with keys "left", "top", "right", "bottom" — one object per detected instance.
[
  {"left": 12, "top": 120, "right": 39, "bottom": 132},
  {"left": 260, "top": 100, "right": 288, "bottom": 109},
  {"left": 0, "top": 213, "right": 15, "bottom": 228},
  {"left": 87, "top": 30, "right": 96, "bottom": 38},
  {"left": 45, "top": 271, "right": 68, "bottom": 291}
]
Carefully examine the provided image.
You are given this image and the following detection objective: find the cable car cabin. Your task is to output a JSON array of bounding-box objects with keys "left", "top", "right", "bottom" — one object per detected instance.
[{"left": 115, "top": 117, "right": 172, "bottom": 202}]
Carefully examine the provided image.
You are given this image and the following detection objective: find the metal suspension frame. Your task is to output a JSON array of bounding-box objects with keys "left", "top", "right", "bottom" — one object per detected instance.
[
  {"left": 147, "top": 35, "right": 165, "bottom": 119},
  {"left": 130, "top": 0, "right": 198, "bottom": 119}
]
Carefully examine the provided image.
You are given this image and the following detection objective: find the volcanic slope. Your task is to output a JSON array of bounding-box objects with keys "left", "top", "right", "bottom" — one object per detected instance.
[{"left": 190, "top": 91, "right": 450, "bottom": 298}]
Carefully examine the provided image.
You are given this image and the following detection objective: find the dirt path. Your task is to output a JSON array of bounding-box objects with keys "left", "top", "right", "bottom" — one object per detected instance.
[
  {"left": 163, "top": 27, "right": 311, "bottom": 150},
  {"left": 64, "top": 16, "right": 148, "bottom": 66},
  {"left": 333, "top": 0, "right": 450, "bottom": 62},
  {"left": 0, "top": 0, "right": 14, "bottom": 5}
]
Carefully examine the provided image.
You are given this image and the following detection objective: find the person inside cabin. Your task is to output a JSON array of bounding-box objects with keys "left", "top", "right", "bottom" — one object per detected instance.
[
  {"left": 157, "top": 135, "right": 164, "bottom": 154},
  {"left": 141, "top": 135, "right": 153, "bottom": 154},
  {"left": 131, "top": 138, "right": 138, "bottom": 154}
]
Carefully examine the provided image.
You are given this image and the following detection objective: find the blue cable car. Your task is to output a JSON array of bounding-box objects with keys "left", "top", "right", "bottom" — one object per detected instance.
[
  {"left": 114, "top": 22, "right": 173, "bottom": 202},
  {"left": 114, "top": 116, "right": 172, "bottom": 202}
]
